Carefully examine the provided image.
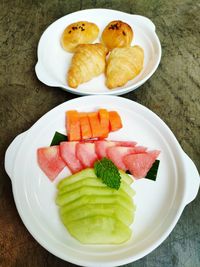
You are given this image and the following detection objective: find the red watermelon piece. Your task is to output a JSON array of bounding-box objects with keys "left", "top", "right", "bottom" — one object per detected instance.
[
  {"left": 76, "top": 143, "right": 98, "bottom": 168},
  {"left": 60, "top": 141, "right": 83, "bottom": 173},
  {"left": 107, "top": 146, "right": 147, "bottom": 171},
  {"left": 95, "top": 141, "right": 116, "bottom": 159},
  {"left": 114, "top": 141, "right": 137, "bottom": 147},
  {"left": 123, "top": 150, "right": 160, "bottom": 179},
  {"left": 37, "top": 146, "right": 66, "bottom": 181},
  {"left": 95, "top": 140, "right": 137, "bottom": 159}
]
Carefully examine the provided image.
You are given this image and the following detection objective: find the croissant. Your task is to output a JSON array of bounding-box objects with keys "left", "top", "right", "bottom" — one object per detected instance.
[
  {"left": 61, "top": 21, "right": 99, "bottom": 53},
  {"left": 68, "top": 43, "right": 108, "bottom": 88},
  {"left": 106, "top": 46, "right": 144, "bottom": 89},
  {"left": 101, "top": 20, "right": 133, "bottom": 51}
]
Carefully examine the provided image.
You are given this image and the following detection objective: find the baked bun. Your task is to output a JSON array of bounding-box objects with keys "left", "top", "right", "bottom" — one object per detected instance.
[
  {"left": 61, "top": 21, "right": 99, "bottom": 52},
  {"left": 106, "top": 45, "right": 144, "bottom": 89},
  {"left": 68, "top": 43, "right": 108, "bottom": 88},
  {"left": 101, "top": 20, "right": 133, "bottom": 51}
]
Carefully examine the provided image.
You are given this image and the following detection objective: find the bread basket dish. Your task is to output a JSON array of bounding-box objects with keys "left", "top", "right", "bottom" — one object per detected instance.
[{"left": 35, "top": 9, "right": 161, "bottom": 95}]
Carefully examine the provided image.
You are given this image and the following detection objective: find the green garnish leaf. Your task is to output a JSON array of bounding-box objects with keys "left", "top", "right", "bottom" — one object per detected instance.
[
  {"left": 145, "top": 160, "right": 160, "bottom": 181},
  {"left": 126, "top": 160, "right": 160, "bottom": 181},
  {"left": 50, "top": 131, "right": 68, "bottom": 146},
  {"left": 94, "top": 158, "right": 121, "bottom": 190}
]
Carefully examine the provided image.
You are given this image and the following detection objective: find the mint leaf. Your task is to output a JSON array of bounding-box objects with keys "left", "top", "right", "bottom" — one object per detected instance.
[
  {"left": 50, "top": 131, "right": 68, "bottom": 146},
  {"left": 94, "top": 158, "right": 121, "bottom": 190}
]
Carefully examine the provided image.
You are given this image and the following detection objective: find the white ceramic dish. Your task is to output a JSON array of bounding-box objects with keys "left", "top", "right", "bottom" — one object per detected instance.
[
  {"left": 35, "top": 9, "right": 161, "bottom": 95},
  {"left": 5, "top": 96, "right": 199, "bottom": 267}
]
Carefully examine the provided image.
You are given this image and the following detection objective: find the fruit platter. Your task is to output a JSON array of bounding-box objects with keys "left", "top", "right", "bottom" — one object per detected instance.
[{"left": 4, "top": 96, "right": 199, "bottom": 267}]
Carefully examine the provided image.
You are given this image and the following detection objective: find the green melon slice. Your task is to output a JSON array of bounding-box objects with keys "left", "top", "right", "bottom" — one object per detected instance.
[
  {"left": 57, "top": 168, "right": 96, "bottom": 189},
  {"left": 58, "top": 177, "right": 135, "bottom": 198},
  {"left": 56, "top": 185, "right": 133, "bottom": 207},
  {"left": 119, "top": 170, "right": 133, "bottom": 185},
  {"left": 60, "top": 203, "right": 135, "bottom": 226},
  {"left": 59, "top": 194, "right": 135, "bottom": 214},
  {"left": 65, "top": 215, "right": 132, "bottom": 244},
  {"left": 57, "top": 168, "right": 133, "bottom": 190}
]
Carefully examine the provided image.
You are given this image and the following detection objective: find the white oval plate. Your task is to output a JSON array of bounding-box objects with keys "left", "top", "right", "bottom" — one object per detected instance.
[
  {"left": 5, "top": 96, "right": 199, "bottom": 267},
  {"left": 35, "top": 9, "right": 161, "bottom": 95}
]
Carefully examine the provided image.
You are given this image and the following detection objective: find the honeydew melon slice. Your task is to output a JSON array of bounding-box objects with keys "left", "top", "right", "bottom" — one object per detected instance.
[
  {"left": 57, "top": 168, "right": 96, "bottom": 189},
  {"left": 58, "top": 177, "right": 135, "bottom": 198},
  {"left": 60, "top": 203, "right": 134, "bottom": 226},
  {"left": 59, "top": 194, "right": 135, "bottom": 213},
  {"left": 57, "top": 168, "right": 133, "bottom": 190},
  {"left": 56, "top": 185, "right": 133, "bottom": 207},
  {"left": 119, "top": 170, "right": 133, "bottom": 185},
  {"left": 65, "top": 215, "right": 132, "bottom": 244}
]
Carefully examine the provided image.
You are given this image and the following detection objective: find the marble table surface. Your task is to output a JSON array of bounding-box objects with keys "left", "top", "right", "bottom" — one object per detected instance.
[{"left": 0, "top": 0, "right": 199, "bottom": 266}]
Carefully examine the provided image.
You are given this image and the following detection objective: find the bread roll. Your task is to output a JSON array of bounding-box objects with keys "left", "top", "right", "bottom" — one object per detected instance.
[
  {"left": 61, "top": 21, "right": 99, "bottom": 52},
  {"left": 101, "top": 20, "right": 133, "bottom": 51},
  {"left": 106, "top": 45, "right": 144, "bottom": 89},
  {"left": 68, "top": 43, "right": 108, "bottom": 88}
]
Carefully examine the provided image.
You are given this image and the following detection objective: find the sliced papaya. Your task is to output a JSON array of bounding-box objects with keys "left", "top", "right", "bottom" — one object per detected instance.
[
  {"left": 79, "top": 112, "right": 92, "bottom": 140},
  {"left": 98, "top": 109, "right": 109, "bottom": 138},
  {"left": 109, "top": 111, "right": 123, "bottom": 131},
  {"left": 66, "top": 110, "right": 81, "bottom": 141},
  {"left": 88, "top": 112, "right": 104, "bottom": 138}
]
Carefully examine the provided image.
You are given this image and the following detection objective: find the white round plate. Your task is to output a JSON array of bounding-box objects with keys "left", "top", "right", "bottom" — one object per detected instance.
[
  {"left": 5, "top": 96, "right": 199, "bottom": 267},
  {"left": 35, "top": 9, "right": 161, "bottom": 95}
]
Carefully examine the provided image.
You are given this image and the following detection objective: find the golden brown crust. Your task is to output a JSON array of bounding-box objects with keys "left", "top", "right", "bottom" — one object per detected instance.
[
  {"left": 101, "top": 20, "right": 133, "bottom": 51},
  {"left": 106, "top": 45, "right": 144, "bottom": 89},
  {"left": 67, "top": 43, "right": 108, "bottom": 88},
  {"left": 61, "top": 21, "right": 99, "bottom": 52}
]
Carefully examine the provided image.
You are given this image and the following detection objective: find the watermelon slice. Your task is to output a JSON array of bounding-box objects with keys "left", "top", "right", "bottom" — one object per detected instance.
[
  {"left": 107, "top": 146, "right": 147, "bottom": 171},
  {"left": 95, "top": 141, "right": 116, "bottom": 159},
  {"left": 60, "top": 142, "right": 83, "bottom": 173},
  {"left": 37, "top": 146, "right": 66, "bottom": 181},
  {"left": 76, "top": 143, "right": 98, "bottom": 168},
  {"left": 114, "top": 141, "right": 137, "bottom": 147},
  {"left": 95, "top": 140, "right": 137, "bottom": 159},
  {"left": 123, "top": 150, "right": 160, "bottom": 179}
]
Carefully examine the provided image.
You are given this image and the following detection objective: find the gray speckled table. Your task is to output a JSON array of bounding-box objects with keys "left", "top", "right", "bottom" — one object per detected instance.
[{"left": 0, "top": 1, "right": 200, "bottom": 266}]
